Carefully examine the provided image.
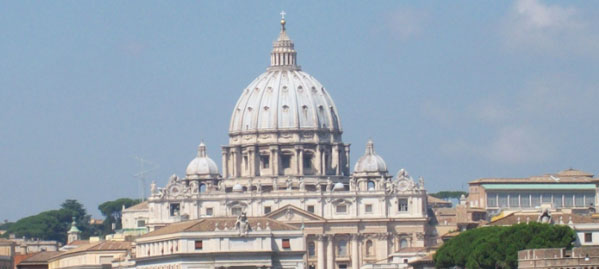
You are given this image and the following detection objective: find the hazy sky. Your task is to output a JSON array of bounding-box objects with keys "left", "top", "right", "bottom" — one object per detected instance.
[{"left": 2, "top": 1, "right": 599, "bottom": 221}]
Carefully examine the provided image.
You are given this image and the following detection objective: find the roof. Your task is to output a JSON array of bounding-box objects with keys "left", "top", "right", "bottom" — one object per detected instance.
[
  {"left": 427, "top": 195, "right": 452, "bottom": 205},
  {"left": 396, "top": 247, "right": 428, "bottom": 253},
  {"left": 141, "top": 217, "right": 299, "bottom": 238},
  {"left": 19, "top": 251, "right": 61, "bottom": 264},
  {"left": 59, "top": 241, "right": 132, "bottom": 256},
  {"left": 125, "top": 201, "right": 149, "bottom": 211},
  {"left": 488, "top": 211, "right": 599, "bottom": 226},
  {"left": 470, "top": 169, "right": 598, "bottom": 184},
  {"left": 482, "top": 183, "right": 596, "bottom": 190}
]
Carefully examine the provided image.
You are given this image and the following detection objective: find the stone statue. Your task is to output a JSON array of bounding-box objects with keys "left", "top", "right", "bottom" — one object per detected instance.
[
  {"left": 256, "top": 182, "right": 262, "bottom": 193},
  {"left": 217, "top": 180, "right": 224, "bottom": 192},
  {"left": 299, "top": 180, "right": 305, "bottom": 191},
  {"left": 350, "top": 177, "right": 356, "bottom": 191},
  {"left": 168, "top": 174, "right": 178, "bottom": 184},
  {"left": 316, "top": 182, "right": 322, "bottom": 192},
  {"left": 326, "top": 178, "right": 333, "bottom": 192},
  {"left": 273, "top": 178, "right": 279, "bottom": 191},
  {"left": 150, "top": 181, "right": 157, "bottom": 195},
  {"left": 418, "top": 176, "right": 424, "bottom": 189},
  {"left": 286, "top": 177, "right": 292, "bottom": 191},
  {"left": 537, "top": 208, "right": 552, "bottom": 224},
  {"left": 235, "top": 212, "right": 251, "bottom": 236}
]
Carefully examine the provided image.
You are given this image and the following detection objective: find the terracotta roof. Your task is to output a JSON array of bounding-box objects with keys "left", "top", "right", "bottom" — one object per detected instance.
[
  {"left": 427, "top": 195, "right": 452, "bottom": 205},
  {"left": 557, "top": 169, "right": 594, "bottom": 177},
  {"left": 59, "top": 241, "right": 132, "bottom": 256},
  {"left": 488, "top": 211, "right": 599, "bottom": 226},
  {"left": 125, "top": 201, "right": 149, "bottom": 211},
  {"left": 19, "top": 251, "right": 61, "bottom": 264},
  {"left": 66, "top": 240, "right": 90, "bottom": 246},
  {"left": 141, "top": 217, "right": 299, "bottom": 238},
  {"left": 434, "top": 208, "right": 456, "bottom": 216}
]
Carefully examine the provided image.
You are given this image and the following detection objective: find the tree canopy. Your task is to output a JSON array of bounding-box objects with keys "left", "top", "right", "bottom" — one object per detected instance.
[
  {"left": 98, "top": 198, "right": 141, "bottom": 233},
  {"left": 430, "top": 191, "right": 468, "bottom": 199},
  {"left": 434, "top": 222, "right": 576, "bottom": 269}
]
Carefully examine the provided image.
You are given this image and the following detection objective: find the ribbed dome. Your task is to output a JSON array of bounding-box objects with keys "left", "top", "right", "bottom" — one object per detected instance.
[
  {"left": 229, "top": 18, "right": 342, "bottom": 134},
  {"left": 354, "top": 139, "right": 388, "bottom": 173},
  {"left": 186, "top": 142, "right": 219, "bottom": 179}
]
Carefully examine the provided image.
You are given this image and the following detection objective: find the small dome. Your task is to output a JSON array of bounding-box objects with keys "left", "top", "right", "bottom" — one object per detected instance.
[
  {"left": 353, "top": 139, "right": 388, "bottom": 173},
  {"left": 186, "top": 142, "right": 219, "bottom": 179},
  {"left": 333, "top": 182, "right": 345, "bottom": 191},
  {"left": 232, "top": 183, "right": 243, "bottom": 192}
]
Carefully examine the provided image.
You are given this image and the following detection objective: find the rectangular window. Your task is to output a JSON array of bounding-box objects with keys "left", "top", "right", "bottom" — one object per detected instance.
[
  {"left": 137, "top": 220, "right": 146, "bottom": 228},
  {"left": 244, "top": 156, "right": 249, "bottom": 171},
  {"left": 521, "top": 193, "right": 530, "bottom": 208},
  {"left": 575, "top": 194, "right": 585, "bottom": 207},
  {"left": 336, "top": 205, "right": 347, "bottom": 213},
  {"left": 498, "top": 194, "right": 508, "bottom": 207},
  {"left": 553, "top": 193, "right": 562, "bottom": 208},
  {"left": 303, "top": 154, "right": 312, "bottom": 169},
  {"left": 531, "top": 193, "right": 541, "bottom": 207},
  {"left": 307, "top": 205, "right": 315, "bottom": 213},
  {"left": 509, "top": 194, "right": 519, "bottom": 208},
  {"left": 564, "top": 193, "right": 574, "bottom": 207},
  {"left": 206, "top": 208, "right": 213, "bottom": 216},
  {"left": 399, "top": 199, "right": 408, "bottom": 212},
  {"left": 282, "top": 239, "right": 291, "bottom": 249},
  {"left": 586, "top": 193, "right": 595, "bottom": 207},
  {"left": 232, "top": 207, "right": 242, "bottom": 216},
  {"left": 365, "top": 204, "right": 373, "bottom": 213},
  {"left": 541, "top": 193, "right": 552, "bottom": 204},
  {"left": 585, "top": 233, "right": 593, "bottom": 243},
  {"left": 282, "top": 155, "right": 291, "bottom": 169},
  {"left": 264, "top": 206, "right": 271, "bottom": 214},
  {"left": 261, "top": 155, "right": 270, "bottom": 168},
  {"left": 169, "top": 203, "right": 180, "bottom": 216},
  {"left": 195, "top": 240, "right": 203, "bottom": 250},
  {"left": 487, "top": 193, "right": 497, "bottom": 207}
]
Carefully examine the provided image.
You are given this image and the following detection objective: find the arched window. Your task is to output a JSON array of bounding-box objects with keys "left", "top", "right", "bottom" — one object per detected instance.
[
  {"left": 365, "top": 240, "right": 374, "bottom": 257},
  {"left": 337, "top": 239, "right": 347, "bottom": 257},
  {"left": 399, "top": 239, "right": 408, "bottom": 249},
  {"left": 308, "top": 241, "right": 315, "bottom": 257},
  {"left": 367, "top": 181, "right": 375, "bottom": 191},
  {"left": 199, "top": 184, "right": 206, "bottom": 193}
]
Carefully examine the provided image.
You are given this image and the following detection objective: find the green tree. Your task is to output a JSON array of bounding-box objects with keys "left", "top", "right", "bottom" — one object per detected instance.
[
  {"left": 434, "top": 222, "right": 576, "bottom": 269},
  {"left": 430, "top": 191, "right": 468, "bottom": 200},
  {"left": 98, "top": 198, "right": 140, "bottom": 233}
]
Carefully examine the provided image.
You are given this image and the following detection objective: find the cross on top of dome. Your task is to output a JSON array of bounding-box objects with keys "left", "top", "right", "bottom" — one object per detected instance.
[{"left": 270, "top": 11, "right": 298, "bottom": 70}]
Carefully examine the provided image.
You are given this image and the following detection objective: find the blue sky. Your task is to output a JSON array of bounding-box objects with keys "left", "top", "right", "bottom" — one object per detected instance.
[{"left": 1, "top": 1, "right": 598, "bottom": 221}]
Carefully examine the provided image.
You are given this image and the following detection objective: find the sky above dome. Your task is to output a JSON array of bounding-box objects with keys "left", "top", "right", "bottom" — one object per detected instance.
[{"left": 1, "top": 1, "right": 599, "bottom": 221}]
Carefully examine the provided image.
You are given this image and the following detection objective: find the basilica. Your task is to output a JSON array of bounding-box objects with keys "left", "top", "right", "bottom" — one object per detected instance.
[{"left": 122, "top": 15, "right": 434, "bottom": 269}]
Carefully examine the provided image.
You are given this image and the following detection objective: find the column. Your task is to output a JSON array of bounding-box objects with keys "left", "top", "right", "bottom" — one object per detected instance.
[
  {"left": 351, "top": 234, "right": 359, "bottom": 269},
  {"left": 221, "top": 148, "right": 228, "bottom": 179},
  {"left": 332, "top": 144, "right": 340, "bottom": 175},
  {"left": 315, "top": 145, "right": 322, "bottom": 175},
  {"left": 327, "top": 235, "right": 334, "bottom": 269},
  {"left": 317, "top": 235, "right": 325, "bottom": 269},
  {"left": 271, "top": 146, "right": 279, "bottom": 176},
  {"left": 344, "top": 144, "right": 351, "bottom": 176}
]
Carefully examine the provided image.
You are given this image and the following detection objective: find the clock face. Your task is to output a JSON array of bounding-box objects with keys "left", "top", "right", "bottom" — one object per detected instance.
[{"left": 170, "top": 186, "right": 179, "bottom": 194}]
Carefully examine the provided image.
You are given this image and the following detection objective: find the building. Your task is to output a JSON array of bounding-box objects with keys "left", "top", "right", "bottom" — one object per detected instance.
[
  {"left": 5, "top": 235, "right": 59, "bottom": 255},
  {"left": 16, "top": 252, "right": 61, "bottom": 269},
  {"left": 122, "top": 14, "right": 434, "bottom": 269},
  {"left": 135, "top": 216, "right": 304, "bottom": 269},
  {"left": 0, "top": 239, "right": 15, "bottom": 269},
  {"left": 47, "top": 241, "right": 132, "bottom": 269},
  {"left": 518, "top": 247, "right": 599, "bottom": 268},
  {"left": 468, "top": 169, "right": 599, "bottom": 216}
]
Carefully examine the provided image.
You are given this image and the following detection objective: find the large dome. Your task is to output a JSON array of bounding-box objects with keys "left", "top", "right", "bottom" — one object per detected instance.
[{"left": 229, "top": 18, "right": 341, "bottom": 135}]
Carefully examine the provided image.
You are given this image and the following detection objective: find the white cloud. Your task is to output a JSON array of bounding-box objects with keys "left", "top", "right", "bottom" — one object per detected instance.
[
  {"left": 502, "top": 0, "right": 599, "bottom": 56},
  {"left": 387, "top": 8, "right": 427, "bottom": 41}
]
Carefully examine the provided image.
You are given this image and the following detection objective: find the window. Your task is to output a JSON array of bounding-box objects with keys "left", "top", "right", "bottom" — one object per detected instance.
[
  {"left": 244, "top": 156, "right": 249, "bottom": 170},
  {"left": 553, "top": 193, "right": 563, "bottom": 208},
  {"left": 261, "top": 155, "right": 270, "bottom": 168},
  {"left": 309, "top": 266, "right": 315, "bottom": 269},
  {"left": 303, "top": 153, "right": 312, "bottom": 169},
  {"left": 521, "top": 193, "right": 530, "bottom": 208},
  {"left": 206, "top": 208, "right": 213, "bottom": 216},
  {"left": 487, "top": 193, "right": 497, "bottom": 207},
  {"left": 586, "top": 193, "right": 595, "bottom": 207},
  {"left": 541, "top": 193, "right": 552, "bottom": 204},
  {"left": 307, "top": 205, "right": 315, "bottom": 213},
  {"left": 403, "top": 259, "right": 408, "bottom": 264},
  {"left": 137, "top": 220, "right": 146, "bottom": 227},
  {"left": 498, "top": 193, "right": 508, "bottom": 207},
  {"left": 365, "top": 204, "right": 373, "bottom": 213},
  {"left": 365, "top": 240, "right": 373, "bottom": 257},
  {"left": 169, "top": 203, "right": 180, "bottom": 216},
  {"left": 575, "top": 194, "right": 585, "bottom": 207},
  {"left": 339, "top": 265, "right": 347, "bottom": 269},
  {"left": 336, "top": 204, "right": 347, "bottom": 214},
  {"left": 308, "top": 241, "right": 315, "bottom": 257},
  {"left": 199, "top": 183, "right": 206, "bottom": 193},
  {"left": 367, "top": 181, "right": 375, "bottom": 191},
  {"left": 531, "top": 193, "right": 541, "bottom": 207},
  {"left": 337, "top": 239, "right": 347, "bottom": 256},
  {"left": 282, "top": 154, "right": 292, "bottom": 169},
  {"left": 264, "top": 206, "right": 271, "bottom": 214},
  {"left": 231, "top": 207, "right": 243, "bottom": 216},
  {"left": 195, "top": 240, "right": 203, "bottom": 250},
  {"left": 509, "top": 194, "right": 519, "bottom": 208},
  {"left": 585, "top": 233, "right": 593, "bottom": 243},
  {"left": 282, "top": 239, "right": 291, "bottom": 249},
  {"left": 399, "top": 199, "right": 408, "bottom": 212},
  {"left": 400, "top": 239, "right": 408, "bottom": 249}
]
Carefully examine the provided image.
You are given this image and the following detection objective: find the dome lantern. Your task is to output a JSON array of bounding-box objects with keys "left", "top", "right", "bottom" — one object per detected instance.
[{"left": 269, "top": 11, "right": 299, "bottom": 70}]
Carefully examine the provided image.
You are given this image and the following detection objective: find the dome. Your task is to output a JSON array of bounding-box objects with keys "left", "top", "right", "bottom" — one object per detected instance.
[
  {"left": 353, "top": 139, "right": 388, "bottom": 173},
  {"left": 333, "top": 182, "right": 345, "bottom": 191},
  {"left": 229, "top": 18, "right": 342, "bottom": 134},
  {"left": 185, "top": 142, "right": 219, "bottom": 179}
]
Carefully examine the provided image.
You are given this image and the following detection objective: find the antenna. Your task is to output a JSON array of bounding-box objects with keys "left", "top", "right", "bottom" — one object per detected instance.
[{"left": 133, "top": 156, "right": 159, "bottom": 201}]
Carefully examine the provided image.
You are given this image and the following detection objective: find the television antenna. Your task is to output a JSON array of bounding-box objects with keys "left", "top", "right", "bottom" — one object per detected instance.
[{"left": 133, "top": 156, "right": 159, "bottom": 201}]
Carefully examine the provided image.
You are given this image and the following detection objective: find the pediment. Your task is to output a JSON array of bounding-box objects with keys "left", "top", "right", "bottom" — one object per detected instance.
[{"left": 266, "top": 205, "right": 325, "bottom": 222}]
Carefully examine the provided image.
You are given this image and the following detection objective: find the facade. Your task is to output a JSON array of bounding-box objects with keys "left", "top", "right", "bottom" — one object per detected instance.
[
  {"left": 5, "top": 235, "right": 59, "bottom": 255},
  {"left": 47, "top": 241, "right": 132, "bottom": 269},
  {"left": 0, "top": 239, "right": 15, "bottom": 269},
  {"left": 122, "top": 15, "right": 433, "bottom": 269},
  {"left": 518, "top": 247, "right": 599, "bottom": 268},
  {"left": 135, "top": 216, "right": 304, "bottom": 269},
  {"left": 468, "top": 169, "right": 599, "bottom": 215}
]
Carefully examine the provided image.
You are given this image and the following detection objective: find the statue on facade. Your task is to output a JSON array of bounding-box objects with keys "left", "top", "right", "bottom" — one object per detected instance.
[
  {"left": 217, "top": 180, "right": 224, "bottom": 192},
  {"left": 286, "top": 177, "right": 292, "bottom": 191},
  {"left": 150, "top": 181, "right": 157, "bottom": 195},
  {"left": 316, "top": 182, "right": 322, "bottom": 192},
  {"left": 418, "top": 176, "right": 424, "bottom": 190},
  {"left": 537, "top": 208, "right": 552, "bottom": 224},
  {"left": 273, "top": 178, "right": 279, "bottom": 191},
  {"left": 256, "top": 182, "right": 262, "bottom": 193},
  {"left": 326, "top": 178, "right": 333, "bottom": 192},
  {"left": 168, "top": 174, "right": 178, "bottom": 184},
  {"left": 299, "top": 180, "right": 305, "bottom": 191},
  {"left": 350, "top": 177, "right": 357, "bottom": 191},
  {"left": 235, "top": 212, "right": 251, "bottom": 236}
]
